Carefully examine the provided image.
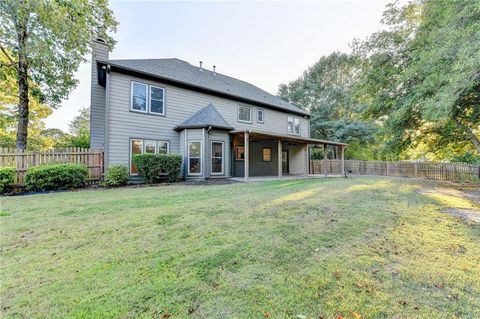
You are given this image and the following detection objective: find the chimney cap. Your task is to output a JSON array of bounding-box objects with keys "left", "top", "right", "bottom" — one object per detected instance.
[{"left": 95, "top": 38, "right": 107, "bottom": 44}]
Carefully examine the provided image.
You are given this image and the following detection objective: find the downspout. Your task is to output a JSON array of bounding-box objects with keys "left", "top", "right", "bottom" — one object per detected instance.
[{"left": 104, "top": 65, "right": 111, "bottom": 175}]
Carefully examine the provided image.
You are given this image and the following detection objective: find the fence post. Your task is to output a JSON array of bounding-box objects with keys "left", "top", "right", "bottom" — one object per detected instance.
[
  {"left": 386, "top": 161, "right": 389, "bottom": 176},
  {"left": 414, "top": 162, "right": 418, "bottom": 178}
]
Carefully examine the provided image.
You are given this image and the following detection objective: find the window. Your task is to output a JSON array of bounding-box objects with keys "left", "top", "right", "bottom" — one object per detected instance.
[
  {"left": 294, "top": 118, "right": 300, "bottom": 135},
  {"left": 131, "top": 82, "right": 165, "bottom": 115},
  {"left": 188, "top": 141, "right": 202, "bottom": 175},
  {"left": 257, "top": 109, "right": 264, "bottom": 123},
  {"left": 288, "top": 116, "right": 300, "bottom": 135},
  {"left": 158, "top": 141, "right": 169, "bottom": 154},
  {"left": 131, "top": 82, "right": 147, "bottom": 112},
  {"left": 211, "top": 141, "right": 224, "bottom": 175},
  {"left": 130, "top": 139, "right": 143, "bottom": 174},
  {"left": 238, "top": 105, "right": 252, "bottom": 123},
  {"left": 262, "top": 147, "right": 272, "bottom": 162},
  {"left": 150, "top": 86, "right": 165, "bottom": 115},
  {"left": 130, "top": 138, "right": 170, "bottom": 175},
  {"left": 235, "top": 146, "right": 245, "bottom": 160}
]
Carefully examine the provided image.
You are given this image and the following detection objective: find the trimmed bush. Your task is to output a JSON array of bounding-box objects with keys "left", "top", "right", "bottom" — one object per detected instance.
[
  {"left": 0, "top": 167, "right": 16, "bottom": 194},
  {"left": 133, "top": 153, "right": 182, "bottom": 183},
  {"left": 100, "top": 165, "right": 129, "bottom": 187},
  {"left": 25, "top": 164, "right": 88, "bottom": 191}
]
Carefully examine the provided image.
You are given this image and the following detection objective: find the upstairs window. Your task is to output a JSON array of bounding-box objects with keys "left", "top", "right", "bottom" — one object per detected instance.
[
  {"left": 131, "top": 82, "right": 147, "bottom": 112},
  {"left": 257, "top": 109, "right": 264, "bottom": 123},
  {"left": 288, "top": 116, "right": 300, "bottom": 135},
  {"left": 238, "top": 105, "right": 252, "bottom": 123},
  {"left": 131, "top": 81, "right": 165, "bottom": 115}
]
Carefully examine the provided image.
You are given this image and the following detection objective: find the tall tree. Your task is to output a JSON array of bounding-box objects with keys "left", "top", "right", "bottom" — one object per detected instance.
[
  {"left": 0, "top": 0, "right": 117, "bottom": 149},
  {"left": 278, "top": 52, "right": 377, "bottom": 159}
]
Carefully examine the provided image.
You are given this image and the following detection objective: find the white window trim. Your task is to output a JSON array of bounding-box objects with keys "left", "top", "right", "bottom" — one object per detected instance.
[
  {"left": 238, "top": 105, "right": 252, "bottom": 123},
  {"left": 129, "top": 138, "right": 144, "bottom": 175},
  {"left": 257, "top": 109, "right": 264, "bottom": 123},
  {"left": 211, "top": 141, "right": 224, "bottom": 175},
  {"left": 288, "top": 116, "right": 301, "bottom": 136},
  {"left": 149, "top": 85, "right": 166, "bottom": 115},
  {"left": 188, "top": 140, "right": 203, "bottom": 176},
  {"left": 131, "top": 81, "right": 148, "bottom": 113}
]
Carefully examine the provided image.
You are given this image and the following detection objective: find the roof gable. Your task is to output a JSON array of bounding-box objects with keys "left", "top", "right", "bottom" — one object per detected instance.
[{"left": 174, "top": 103, "right": 234, "bottom": 131}]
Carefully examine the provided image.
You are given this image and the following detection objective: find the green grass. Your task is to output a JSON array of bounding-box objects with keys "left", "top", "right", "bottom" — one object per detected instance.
[{"left": 1, "top": 177, "right": 479, "bottom": 319}]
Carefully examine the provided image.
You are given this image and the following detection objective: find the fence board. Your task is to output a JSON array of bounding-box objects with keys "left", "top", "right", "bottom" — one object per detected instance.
[
  {"left": 0, "top": 147, "right": 104, "bottom": 187},
  {"left": 311, "top": 159, "right": 479, "bottom": 182}
]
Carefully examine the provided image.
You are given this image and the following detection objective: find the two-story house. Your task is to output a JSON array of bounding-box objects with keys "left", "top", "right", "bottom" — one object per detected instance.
[{"left": 90, "top": 39, "right": 346, "bottom": 180}]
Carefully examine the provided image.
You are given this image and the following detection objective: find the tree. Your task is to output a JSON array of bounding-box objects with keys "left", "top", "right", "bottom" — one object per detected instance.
[
  {"left": 353, "top": 0, "right": 479, "bottom": 160},
  {"left": 0, "top": 0, "right": 117, "bottom": 149},
  {"left": 68, "top": 107, "right": 90, "bottom": 148},
  {"left": 0, "top": 49, "right": 54, "bottom": 150},
  {"left": 278, "top": 52, "right": 378, "bottom": 159}
]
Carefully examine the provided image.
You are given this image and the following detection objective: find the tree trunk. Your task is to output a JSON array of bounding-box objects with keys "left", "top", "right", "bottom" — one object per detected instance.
[
  {"left": 15, "top": 11, "right": 29, "bottom": 150},
  {"left": 454, "top": 118, "right": 480, "bottom": 154}
]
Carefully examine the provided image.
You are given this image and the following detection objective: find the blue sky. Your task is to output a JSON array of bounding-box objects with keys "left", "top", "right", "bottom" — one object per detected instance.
[{"left": 45, "top": 0, "right": 389, "bottom": 131}]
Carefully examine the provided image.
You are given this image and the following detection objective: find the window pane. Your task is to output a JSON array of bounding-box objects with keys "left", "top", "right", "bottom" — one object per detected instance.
[
  {"left": 133, "top": 83, "right": 147, "bottom": 98},
  {"left": 131, "top": 139, "right": 143, "bottom": 174},
  {"left": 150, "top": 99, "right": 163, "bottom": 114},
  {"left": 189, "top": 158, "right": 201, "bottom": 174},
  {"left": 132, "top": 97, "right": 147, "bottom": 111},
  {"left": 239, "top": 106, "right": 251, "bottom": 122},
  {"left": 151, "top": 87, "right": 163, "bottom": 100},
  {"left": 158, "top": 141, "right": 169, "bottom": 154},
  {"left": 263, "top": 148, "right": 271, "bottom": 161},
  {"left": 212, "top": 142, "right": 223, "bottom": 157},
  {"left": 144, "top": 140, "right": 156, "bottom": 153},
  {"left": 212, "top": 158, "right": 222, "bottom": 173},
  {"left": 236, "top": 146, "right": 245, "bottom": 160},
  {"left": 189, "top": 142, "right": 201, "bottom": 157},
  {"left": 294, "top": 118, "right": 300, "bottom": 135},
  {"left": 257, "top": 110, "right": 263, "bottom": 122}
]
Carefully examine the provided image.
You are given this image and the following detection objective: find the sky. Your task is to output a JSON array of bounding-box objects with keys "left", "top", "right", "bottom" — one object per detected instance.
[{"left": 45, "top": 0, "right": 389, "bottom": 131}]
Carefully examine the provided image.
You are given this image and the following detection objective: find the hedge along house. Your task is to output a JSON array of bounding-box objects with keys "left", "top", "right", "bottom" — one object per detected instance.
[{"left": 90, "top": 39, "right": 346, "bottom": 180}]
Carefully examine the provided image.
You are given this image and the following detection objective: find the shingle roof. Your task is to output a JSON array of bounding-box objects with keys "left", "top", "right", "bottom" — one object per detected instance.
[
  {"left": 174, "top": 103, "right": 234, "bottom": 132},
  {"left": 106, "top": 58, "right": 309, "bottom": 116}
]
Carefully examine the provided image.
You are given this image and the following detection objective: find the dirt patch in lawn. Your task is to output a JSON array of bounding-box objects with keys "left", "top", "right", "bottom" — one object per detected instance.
[{"left": 439, "top": 208, "right": 480, "bottom": 223}]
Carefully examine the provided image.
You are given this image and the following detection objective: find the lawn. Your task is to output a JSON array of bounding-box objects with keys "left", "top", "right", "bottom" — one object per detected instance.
[{"left": 1, "top": 177, "right": 479, "bottom": 318}]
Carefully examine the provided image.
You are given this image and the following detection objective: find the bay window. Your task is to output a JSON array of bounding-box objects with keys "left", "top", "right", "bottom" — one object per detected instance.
[
  {"left": 211, "top": 141, "right": 224, "bottom": 175},
  {"left": 188, "top": 141, "right": 202, "bottom": 175}
]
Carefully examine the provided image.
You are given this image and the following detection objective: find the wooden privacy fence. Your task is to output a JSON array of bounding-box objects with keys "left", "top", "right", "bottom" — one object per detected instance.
[
  {"left": 0, "top": 147, "right": 104, "bottom": 187},
  {"left": 310, "top": 159, "right": 480, "bottom": 182}
]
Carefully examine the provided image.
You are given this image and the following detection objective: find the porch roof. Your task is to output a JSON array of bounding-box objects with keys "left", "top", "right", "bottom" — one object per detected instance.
[{"left": 231, "top": 130, "right": 347, "bottom": 146}]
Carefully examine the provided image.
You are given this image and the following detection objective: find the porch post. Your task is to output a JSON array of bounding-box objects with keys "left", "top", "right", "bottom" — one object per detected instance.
[
  {"left": 323, "top": 144, "right": 328, "bottom": 177},
  {"left": 244, "top": 131, "right": 249, "bottom": 181},
  {"left": 278, "top": 139, "right": 282, "bottom": 177},
  {"left": 304, "top": 144, "right": 308, "bottom": 177},
  {"left": 341, "top": 145, "right": 345, "bottom": 176}
]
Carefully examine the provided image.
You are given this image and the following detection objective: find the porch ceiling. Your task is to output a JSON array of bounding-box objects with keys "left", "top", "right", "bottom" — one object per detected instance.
[{"left": 230, "top": 130, "right": 347, "bottom": 147}]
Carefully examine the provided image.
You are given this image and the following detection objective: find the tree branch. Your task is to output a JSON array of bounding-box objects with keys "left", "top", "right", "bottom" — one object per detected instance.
[{"left": 0, "top": 44, "right": 16, "bottom": 67}]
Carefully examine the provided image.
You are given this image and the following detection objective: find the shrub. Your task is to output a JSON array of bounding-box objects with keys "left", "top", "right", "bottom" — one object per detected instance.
[
  {"left": 25, "top": 164, "right": 88, "bottom": 191},
  {"left": 133, "top": 153, "right": 182, "bottom": 183},
  {"left": 100, "top": 165, "right": 129, "bottom": 187},
  {"left": 0, "top": 167, "right": 16, "bottom": 194}
]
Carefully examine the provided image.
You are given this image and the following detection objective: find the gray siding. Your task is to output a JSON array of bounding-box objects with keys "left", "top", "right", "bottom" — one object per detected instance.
[
  {"left": 286, "top": 144, "right": 307, "bottom": 175},
  {"left": 89, "top": 40, "right": 109, "bottom": 149},
  {"left": 105, "top": 71, "right": 310, "bottom": 176}
]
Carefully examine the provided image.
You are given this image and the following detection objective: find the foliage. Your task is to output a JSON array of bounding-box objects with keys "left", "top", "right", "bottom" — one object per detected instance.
[
  {"left": 24, "top": 163, "right": 88, "bottom": 191},
  {"left": 133, "top": 154, "right": 182, "bottom": 183},
  {"left": 100, "top": 165, "right": 129, "bottom": 188},
  {"left": 0, "top": 167, "right": 15, "bottom": 194},
  {"left": 68, "top": 107, "right": 90, "bottom": 148},
  {"left": 353, "top": 0, "right": 480, "bottom": 159},
  {"left": 0, "top": 50, "right": 54, "bottom": 150},
  {"left": 278, "top": 52, "right": 379, "bottom": 159},
  {"left": 2, "top": 178, "right": 479, "bottom": 317},
  {"left": 0, "top": 0, "right": 118, "bottom": 148},
  {"left": 451, "top": 152, "right": 480, "bottom": 165}
]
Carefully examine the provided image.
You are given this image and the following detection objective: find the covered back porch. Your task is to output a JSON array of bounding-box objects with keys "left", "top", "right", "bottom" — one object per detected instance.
[{"left": 230, "top": 130, "right": 347, "bottom": 181}]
